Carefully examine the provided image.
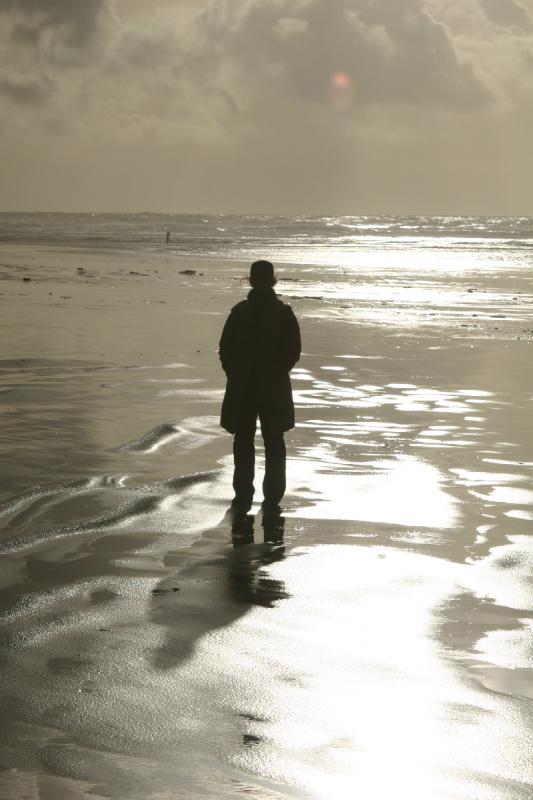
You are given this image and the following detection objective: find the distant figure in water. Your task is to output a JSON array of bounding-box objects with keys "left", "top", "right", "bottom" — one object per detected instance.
[
  {"left": 219, "top": 260, "right": 301, "bottom": 513},
  {"left": 166, "top": 230, "right": 170, "bottom": 245}
]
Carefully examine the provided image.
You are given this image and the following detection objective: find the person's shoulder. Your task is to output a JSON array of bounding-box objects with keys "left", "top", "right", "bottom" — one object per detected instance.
[
  {"left": 229, "top": 299, "right": 248, "bottom": 314},
  {"left": 278, "top": 297, "right": 297, "bottom": 315}
]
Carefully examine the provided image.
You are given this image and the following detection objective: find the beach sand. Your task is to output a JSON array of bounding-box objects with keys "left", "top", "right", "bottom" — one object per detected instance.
[{"left": 1, "top": 243, "right": 532, "bottom": 799}]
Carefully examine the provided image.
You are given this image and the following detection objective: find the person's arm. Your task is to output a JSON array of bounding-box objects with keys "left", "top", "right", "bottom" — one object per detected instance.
[
  {"left": 219, "top": 307, "right": 246, "bottom": 378},
  {"left": 219, "top": 311, "right": 235, "bottom": 375},
  {"left": 283, "top": 307, "right": 301, "bottom": 372}
]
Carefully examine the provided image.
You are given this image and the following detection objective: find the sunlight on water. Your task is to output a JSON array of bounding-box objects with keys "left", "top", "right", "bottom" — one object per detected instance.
[
  {"left": 268, "top": 240, "right": 531, "bottom": 274},
  {"left": 470, "top": 487, "right": 533, "bottom": 505},
  {"left": 289, "top": 453, "right": 458, "bottom": 528},
  {"left": 220, "top": 545, "right": 531, "bottom": 799},
  {"left": 284, "top": 280, "right": 514, "bottom": 306}
]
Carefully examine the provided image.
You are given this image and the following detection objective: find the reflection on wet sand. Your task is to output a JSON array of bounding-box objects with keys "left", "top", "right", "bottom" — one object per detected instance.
[
  {"left": 229, "top": 512, "right": 287, "bottom": 607},
  {"left": 1, "top": 244, "right": 533, "bottom": 799},
  {"left": 288, "top": 451, "right": 458, "bottom": 528},
  {"left": 1, "top": 340, "right": 532, "bottom": 799},
  {"left": 150, "top": 511, "right": 287, "bottom": 671}
]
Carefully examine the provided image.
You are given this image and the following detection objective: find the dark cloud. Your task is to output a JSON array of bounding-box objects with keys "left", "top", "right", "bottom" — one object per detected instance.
[
  {"left": 0, "top": 0, "right": 106, "bottom": 47},
  {"left": 0, "top": 0, "right": 110, "bottom": 110},
  {"left": 0, "top": 76, "right": 52, "bottom": 105},
  {"left": 193, "top": 0, "right": 492, "bottom": 111}
]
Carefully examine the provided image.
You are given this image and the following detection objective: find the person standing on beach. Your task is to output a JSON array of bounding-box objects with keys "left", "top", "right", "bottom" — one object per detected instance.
[
  {"left": 219, "top": 260, "right": 301, "bottom": 512},
  {"left": 166, "top": 230, "right": 171, "bottom": 245}
]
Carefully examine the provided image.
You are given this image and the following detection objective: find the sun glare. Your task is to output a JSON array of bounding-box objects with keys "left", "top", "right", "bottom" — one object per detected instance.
[{"left": 329, "top": 70, "right": 354, "bottom": 109}]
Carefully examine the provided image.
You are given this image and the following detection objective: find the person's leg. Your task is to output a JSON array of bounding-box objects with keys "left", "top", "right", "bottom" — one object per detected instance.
[
  {"left": 232, "top": 421, "right": 257, "bottom": 509},
  {"left": 261, "top": 425, "right": 286, "bottom": 507}
]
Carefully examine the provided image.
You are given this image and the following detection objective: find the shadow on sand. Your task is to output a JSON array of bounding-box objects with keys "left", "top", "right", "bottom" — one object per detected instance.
[{"left": 149, "top": 509, "right": 288, "bottom": 671}]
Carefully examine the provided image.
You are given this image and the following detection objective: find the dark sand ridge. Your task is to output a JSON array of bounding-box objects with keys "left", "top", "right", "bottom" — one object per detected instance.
[{"left": 0, "top": 245, "right": 532, "bottom": 798}]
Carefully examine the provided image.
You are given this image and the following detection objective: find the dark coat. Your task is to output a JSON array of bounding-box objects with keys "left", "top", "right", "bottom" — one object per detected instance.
[{"left": 219, "top": 288, "right": 301, "bottom": 434}]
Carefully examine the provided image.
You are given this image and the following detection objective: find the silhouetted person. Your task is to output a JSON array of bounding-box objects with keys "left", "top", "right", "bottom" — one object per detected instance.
[
  {"left": 166, "top": 230, "right": 170, "bottom": 245},
  {"left": 219, "top": 260, "right": 301, "bottom": 512}
]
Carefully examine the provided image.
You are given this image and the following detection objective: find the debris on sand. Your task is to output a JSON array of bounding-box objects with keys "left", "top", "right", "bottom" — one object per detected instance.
[{"left": 152, "top": 586, "right": 180, "bottom": 594}]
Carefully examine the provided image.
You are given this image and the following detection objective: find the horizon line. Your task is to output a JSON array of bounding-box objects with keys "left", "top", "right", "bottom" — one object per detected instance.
[{"left": 1, "top": 210, "right": 532, "bottom": 220}]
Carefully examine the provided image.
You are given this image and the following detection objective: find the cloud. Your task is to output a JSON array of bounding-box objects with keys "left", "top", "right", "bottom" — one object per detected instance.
[
  {"left": 0, "top": 0, "right": 524, "bottom": 130},
  {"left": 0, "top": 0, "right": 497, "bottom": 121},
  {"left": 0, "top": 76, "right": 52, "bottom": 106},
  {"left": 0, "top": 0, "right": 106, "bottom": 47},
  {"left": 191, "top": 0, "right": 492, "bottom": 111},
  {"left": 0, "top": 0, "right": 532, "bottom": 213},
  {"left": 0, "top": 0, "right": 112, "bottom": 115},
  {"left": 481, "top": 0, "right": 532, "bottom": 30},
  {"left": 273, "top": 17, "right": 310, "bottom": 40},
  {"left": 427, "top": 0, "right": 533, "bottom": 103}
]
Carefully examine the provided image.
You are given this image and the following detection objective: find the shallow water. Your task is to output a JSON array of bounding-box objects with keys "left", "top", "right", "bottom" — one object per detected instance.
[{"left": 0, "top": 238, "right": 532, "bottom": 798}]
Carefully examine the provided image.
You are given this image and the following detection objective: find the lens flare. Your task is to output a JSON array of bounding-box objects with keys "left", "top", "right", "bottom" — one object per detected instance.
[
  {"left": 330, "top": 71, "right": 354, "bottom": 109},
  {"left": 332, "top": 71, "right": 351, "bottom": 90}
]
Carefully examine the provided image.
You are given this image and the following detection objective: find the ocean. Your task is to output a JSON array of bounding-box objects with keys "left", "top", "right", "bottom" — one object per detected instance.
[
  {"left": 1, "top": 212, "right": 533, "bottom": 264},
  {"left": 2, "top": 212, "right": 532, "bottom": 331}
]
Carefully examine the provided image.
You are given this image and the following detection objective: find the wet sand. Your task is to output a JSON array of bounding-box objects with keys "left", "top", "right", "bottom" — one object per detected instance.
[{"left": 1, "top": 244, "right": 533, "bottom": 799}]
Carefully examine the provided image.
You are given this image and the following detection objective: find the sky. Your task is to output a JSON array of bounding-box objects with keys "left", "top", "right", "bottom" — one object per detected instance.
[{"left": 1, "top": 0, "right": 532, "bottom": 215}]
